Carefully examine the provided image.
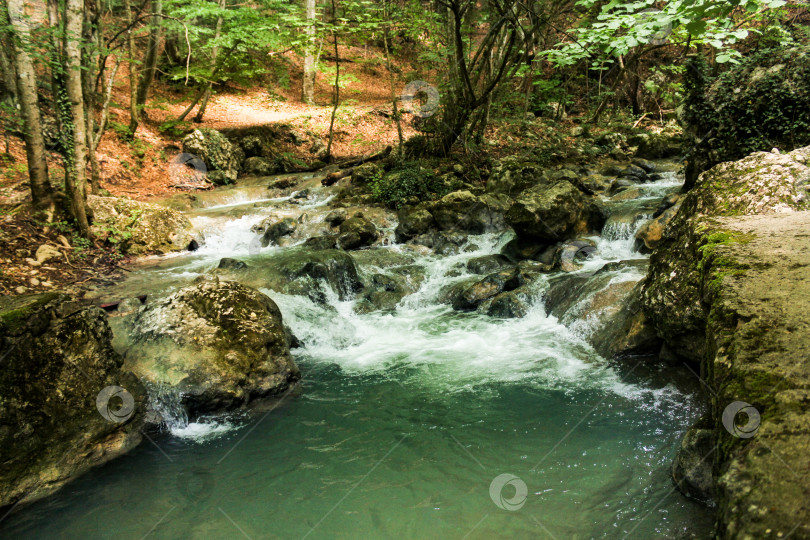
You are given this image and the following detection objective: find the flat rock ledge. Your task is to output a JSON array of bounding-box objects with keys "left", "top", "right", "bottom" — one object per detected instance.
[{"left": 682, "top": 211, "right": 810, "bottom": 539}]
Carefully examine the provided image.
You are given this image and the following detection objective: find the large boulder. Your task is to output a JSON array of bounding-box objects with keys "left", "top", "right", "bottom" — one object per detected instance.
[
  {"left": 505, "top": 181, "right": 606, "bottom": 242},
  {"left": 486, "top": 159, "right": 548, "bottom": 196},
  {"left": 394, "top": 204, "right": 436, "bottom": 242},
  {"left": 125, "top": 278, "right": 300, "bottom": 416},
  {"left": 351, "top": 162, "right": 383, "bottom": 186},
  {"left": 88, "top": 195, "right": 195, "bottom": 255},
  {"left": 634, "top": 200, "right": 682, "bottom": 253},
  {"left": 633, "top": 132, "right": 683, "bottom": 159},
  {"left": 182, "top": 128, "right": 245, "bottom": 184},
  {"left": 452, "top": 268, "right": 523, "bottom": 311},
  {"left": 337, "top": 215, "right": 378, "bottom": 250},
  {"left": 642, "top": 146, "right": 810, "bottom": 364},
  {"left": 252, "top": 216, "right": 298, "bottom": 247},
  {"left": 0, "top": 293, "right": 146, "bottom": 508},
  {"left": 260, "top": 247, "right": 363, "bottom": 302},
  {"left": 430, "top": 191, "right": 509, "bottom": 234}
]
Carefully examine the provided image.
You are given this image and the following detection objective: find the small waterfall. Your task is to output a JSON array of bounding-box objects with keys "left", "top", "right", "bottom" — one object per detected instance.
[{"left": 144, "top": 382, "right": 188, "bottom": 430}]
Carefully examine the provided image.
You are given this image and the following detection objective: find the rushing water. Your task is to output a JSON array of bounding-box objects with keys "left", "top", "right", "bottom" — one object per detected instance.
[{"left": 0, "top": 168, "right": 712, "bottom": 539}]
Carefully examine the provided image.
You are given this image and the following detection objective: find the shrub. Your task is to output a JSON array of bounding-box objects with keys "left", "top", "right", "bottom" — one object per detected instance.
[{"left": 369, "top": 164, "right": 451, "bottom": 208}]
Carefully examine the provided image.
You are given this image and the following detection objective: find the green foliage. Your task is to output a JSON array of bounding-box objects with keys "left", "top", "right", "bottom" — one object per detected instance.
[
  {"left": 369, "top": 164, "right": 451, "bottom": 208},
  {"left": 545, "top": 0, "right": 793, "bottom": 68},
  {"left": 684, "top": 46, "right": 810, "bottom": 163}
]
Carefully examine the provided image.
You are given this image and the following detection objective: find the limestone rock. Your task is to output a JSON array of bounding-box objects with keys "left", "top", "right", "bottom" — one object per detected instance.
[
  {"left": 125, "top": 278, "right": 299, "bottom": 416},
  {"left": 88, "top": 195, "right": 194, "bottom": 255},
  {"left": 337, "top": 215, "right": 378, "bottom": 250},
  {"left": 506, "top": 181, "right": 606, "bottom": 242},
  {"left": 0, "top": 293, "right": 146, "bottom": 508},
  {"left": 642, "top": 145, "right": 810, "bottom": 364},
  {"left": 431, "top": 191, "right": 508, "bottom": 234},
  {"left": 182, "top": 128, "right": 245, "bottom": 184}
]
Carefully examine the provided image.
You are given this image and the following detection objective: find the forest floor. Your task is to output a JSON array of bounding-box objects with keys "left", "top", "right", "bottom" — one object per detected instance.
[{"left": 0, "top": 44, "right": 665, "bottom": 296}]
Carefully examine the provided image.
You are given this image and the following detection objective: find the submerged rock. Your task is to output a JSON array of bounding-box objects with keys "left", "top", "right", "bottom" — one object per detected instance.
[
  {"left": 254, "top": 216, "right": 298, "bottom": 247},
  {"left": 0, "top": 293, "right": 146, "bottom": 508},
  {"left": 325, "top": 209, "right": 348, "bottom": 227},
  {"left": 671, "top": 415, "right": 716, "bottom": 504},
  {"left": 125, "top": 278, "right": 300, "bottom": 416},
  {"left": 218, "top": 257, "right": 248, "bottom": 270},
  {"left": 88, "top": 195, "right": 195, "bottom": 255}
]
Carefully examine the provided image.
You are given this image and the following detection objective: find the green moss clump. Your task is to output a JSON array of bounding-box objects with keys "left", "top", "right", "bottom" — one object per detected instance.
[{"left": 0, "top": 293, "right": 63, "bottom": 335}]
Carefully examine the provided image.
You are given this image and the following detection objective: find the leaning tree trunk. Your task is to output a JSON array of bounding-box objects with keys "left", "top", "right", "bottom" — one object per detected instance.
[
  {"left": 65, "top": 0, "right": 91, "bottom": 236},
  {"left": 6, "top": 0, "right": 53, "bottom": 207},
  {"left": 302, "top": 0, "right": 317, "bottom": 104}
]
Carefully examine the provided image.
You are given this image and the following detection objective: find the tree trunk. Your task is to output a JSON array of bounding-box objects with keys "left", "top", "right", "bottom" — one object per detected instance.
[
  {"left": 130, "top": 0, "right": 163, "bottom": 132},
  {"left": 0, "top": 41, "right": 17, "bottom": 104},
  {"left": 302, "top": 0, "right": 316, "bottom": 104},
  {"left": 6, "top": 0, "right": 52, "bottom": 206},
  {"left": 324, "top": 0, "right": 339, "bottom": 161},
  {"left": 125, "top": 0, "right": 139, "bottom": 136},
  {"left": 194, "top": 0, "right": 225, "bottom": 123},
  {"left": 65, "top": 0, "right": 91, "bottom": 236},
  {"left": 83, "top": 0, "right": 101, "bottom": 194},
  {"left": 382, "top": 13, "right": 403, "bottom": 156}
]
